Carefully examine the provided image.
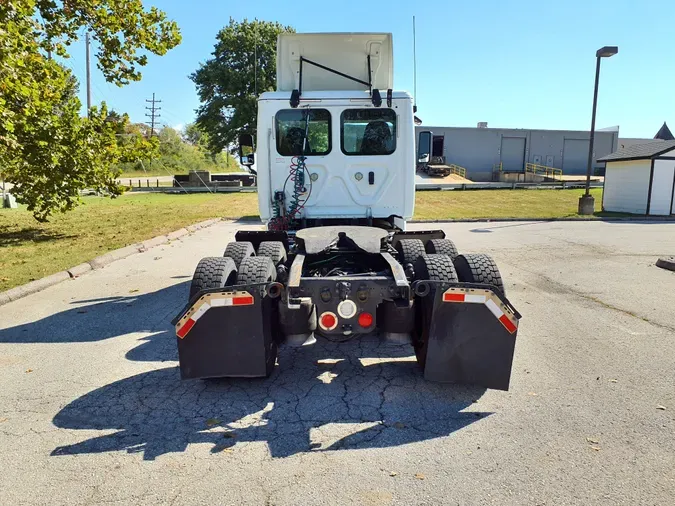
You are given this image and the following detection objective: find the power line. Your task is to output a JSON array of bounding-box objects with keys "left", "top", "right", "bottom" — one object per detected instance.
[{"left": 145, "top": 93, "right": 162, "bottom": 137}]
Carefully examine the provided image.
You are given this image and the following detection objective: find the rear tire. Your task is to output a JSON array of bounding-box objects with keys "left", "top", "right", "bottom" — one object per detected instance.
[
  {"left": 453, "top": 253, "right": 505, "bottom": 295},
  {"left": 425, "top": 238, "right": 459, "bottom": 260},
  {"left": 413, "top": 253, "right": 459, "bottom": 283},
  {"left": 223, "top": 241, "right": 255, "bottom": 268},
  {"left": 257, "top": 241, "right": 287, "bottom": 265},
  {"left": 395, "top": 239, "right": 425, "bottom": 267},
  {"left": 237, "top": 256, "right": 277, "bottom": 285},
  {"left": 189, "top": 257, "right": 237, "bottom": 301},
  {"left": 412, "top": 254, "right": 458, "bottom": 369}
]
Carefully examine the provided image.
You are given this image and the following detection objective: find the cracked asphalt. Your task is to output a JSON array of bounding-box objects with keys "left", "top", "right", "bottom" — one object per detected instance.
[{"left": 1, "top": 220, "right": 675, "bottom": 505}]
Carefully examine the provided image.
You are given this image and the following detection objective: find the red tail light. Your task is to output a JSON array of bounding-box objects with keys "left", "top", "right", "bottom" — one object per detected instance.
[
  {"left": 358, "top": 312, "right": 373, "bottom": 328},
  {"left": 319, "top": 312, "right": 338, "bottom": 331}
]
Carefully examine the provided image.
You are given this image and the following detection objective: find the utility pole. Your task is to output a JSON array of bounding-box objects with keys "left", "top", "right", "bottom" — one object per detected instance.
[
  {"left": 145, "top": 93, "right": 162, "bottom": 137},
  {"left": 85, "top": 32, "right": 92, "bottom": 115}
]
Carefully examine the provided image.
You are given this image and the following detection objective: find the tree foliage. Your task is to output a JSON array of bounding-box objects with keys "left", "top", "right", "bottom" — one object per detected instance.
[
  {"left": 114, "top": 124, "right": 238, "bottom": 175},
  {"left": 0, "top": 1, "right": 180, "bottom": 220},
  {"left": 191, "top": 19, "right": 294, "bottom": 154},
  {"left": 36, "top": 0, "right": 182, "bottom": 85}
]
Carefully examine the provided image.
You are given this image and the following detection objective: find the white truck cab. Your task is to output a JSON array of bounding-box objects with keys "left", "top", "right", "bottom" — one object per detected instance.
[{"left": 242, "top": 33, "right": 415, "bottom": 230}]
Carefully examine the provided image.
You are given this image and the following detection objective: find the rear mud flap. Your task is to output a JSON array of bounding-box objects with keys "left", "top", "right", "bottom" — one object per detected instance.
[
  {"left": 419, "top": 284, "right": 520, "bottom": 390},
  {"left": 172, "top": 286, "right": 281, "bottom": 379}
]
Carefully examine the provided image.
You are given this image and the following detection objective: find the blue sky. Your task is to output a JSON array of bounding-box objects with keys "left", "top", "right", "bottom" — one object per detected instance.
[{"left": 63, "top": 0, "right": 673, "bottom": 138}]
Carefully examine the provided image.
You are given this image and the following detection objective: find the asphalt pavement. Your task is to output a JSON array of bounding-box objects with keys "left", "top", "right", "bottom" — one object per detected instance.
[{"left": 1, "top": 220, "right": 674, "bottom": 505}]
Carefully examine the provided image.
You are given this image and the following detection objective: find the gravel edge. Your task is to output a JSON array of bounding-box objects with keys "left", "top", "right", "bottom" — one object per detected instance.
[{"left": 0, "top": 218, "right": 223, "bottom": 306}]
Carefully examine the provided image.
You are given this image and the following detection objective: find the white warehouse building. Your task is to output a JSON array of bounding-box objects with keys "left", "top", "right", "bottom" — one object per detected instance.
[
  {"left": 414, "top": 125, "right": 619, "bottom": 181},
  {"left": 599, "top": 140, "right": 675, "bottom": 216}
]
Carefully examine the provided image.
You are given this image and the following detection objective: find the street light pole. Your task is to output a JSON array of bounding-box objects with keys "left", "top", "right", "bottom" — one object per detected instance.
[
  {"left": 584, "top": 56, "right": 602, "bottom": 197},
  {"left": 578, "top": 45, "right": 618, "bottom": 215}
]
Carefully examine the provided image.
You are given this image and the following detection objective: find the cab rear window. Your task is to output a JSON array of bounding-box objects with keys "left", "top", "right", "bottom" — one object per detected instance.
[
  {"left": 276, "top": 109, "right": 331, "bottom": 156},
  {"left": 341, "top": 109, "right": 396, "bottom": 155}
]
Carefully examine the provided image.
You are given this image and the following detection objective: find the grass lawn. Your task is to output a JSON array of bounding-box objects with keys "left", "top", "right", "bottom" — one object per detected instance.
[
  {"left": 0, "top": 193, "right": 258, "bottom": 291},
  {"left": 415, "top": 187, "right": 607, "bottom": 220},
  {"left": 0, "top": 188, "right": 613, "bottom": 291}
]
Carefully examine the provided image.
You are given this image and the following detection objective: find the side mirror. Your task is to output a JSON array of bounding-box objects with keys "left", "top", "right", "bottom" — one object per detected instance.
[{"left": 238, "top": 133, "right": 255, "bottom": 166}]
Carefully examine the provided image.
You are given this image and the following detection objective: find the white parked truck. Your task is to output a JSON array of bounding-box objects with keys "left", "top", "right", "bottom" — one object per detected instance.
[{"left": 173, "top": 33, "right": 520, "bottom": 389}]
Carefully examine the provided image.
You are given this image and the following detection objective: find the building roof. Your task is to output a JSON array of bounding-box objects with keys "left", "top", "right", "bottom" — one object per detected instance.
[
  {"left": 654, "top": 122, "right": 674, "bottom": 140},
  {"left": 598, "top": 139, "right": 675, "bottom": 162},
  {"left": 618, "top": 138, "right": 663, "bottom": 149}
]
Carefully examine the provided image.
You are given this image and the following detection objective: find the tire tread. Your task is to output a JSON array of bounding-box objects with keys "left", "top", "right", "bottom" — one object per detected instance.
[
  {"left": 414, "top": 253, "right": 459, "bottom": 282},
  {"left": 453, "top": 253, "right": 505, "bottom": 294},
  {"left": 223, "top": 241, "right": 255, "bottom": 267},
  {"left": 189, "top": 257, "right": 237, "bottom": 300},
  {"left": 237, "top": 256, "right": 277, "bottom": 285},
  {"left": 396, "top": 239, "right": 426, "bottom": 266},
  {"left": 425, "top": 238, "right": 459, "bottom": 259},
  {"left": 257, "top": 241, "right": 287, "bottom": 265}
]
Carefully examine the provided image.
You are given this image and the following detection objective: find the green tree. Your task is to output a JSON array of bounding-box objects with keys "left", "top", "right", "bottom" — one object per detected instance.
[
  {"left": 0, "top": 1, "right": 180, "bottom": 221},
  {"left": 108, "top": 111, "right": 159, "bottom": 164},
  {"left": 191, "top": 19, "right": 294, "bottom": 154},
  {"left": 183, "top": 122, "right": 208, "bottom": 148}
]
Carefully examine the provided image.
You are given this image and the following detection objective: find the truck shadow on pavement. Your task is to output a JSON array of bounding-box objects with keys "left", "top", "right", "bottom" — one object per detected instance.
[
  {"left": 51, "top": 338, "right": 489, "bottom": 460},
  {"left": 0, "top": 281, "right": 490, "bottom": 460},
  {"left": 0, "top": 282, "right": 189, "bottom": 351}
]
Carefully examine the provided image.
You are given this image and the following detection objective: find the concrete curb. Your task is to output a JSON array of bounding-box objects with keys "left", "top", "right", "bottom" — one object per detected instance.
[
  {"left": 89, "top": 244, "right": 143, "bottom": 269},
  {"left": 187, "top": 218, "right": 222, "bottom": 232},
  {"left": 0, "top": 217, "right": 224, "bottom": 306},
  {"left": 656, "top": 257, "right": 675, "bottom": 272},
  {"left": 67, "top": 263, "right": 92, "bottom": 278},
  {"left": 1, "top": 271, "right": 71, "bottom": 303},
  {"left": 167, "top": 228, "right": 189, "bottom": 241},
  {"left": 139, "top": 236, "right": 168, "bottom": 251}
]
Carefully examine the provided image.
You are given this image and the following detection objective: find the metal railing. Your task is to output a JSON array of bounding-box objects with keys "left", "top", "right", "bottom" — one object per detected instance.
[
  {"left": 525, "top": 163, "right": 563, "bottom": 180},
  {"left": 446, "top": 164, "right": 467, "bottom": 178}
]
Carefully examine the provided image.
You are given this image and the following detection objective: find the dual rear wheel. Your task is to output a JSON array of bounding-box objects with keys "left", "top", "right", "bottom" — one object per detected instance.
[
  {"left": 396, "top": 238, "right": 504, "bottom": 293},
  {"left": 403, "top": 240, "right": 505, "bottom": 370},
  {"left": 189, "top": 240, "right": 287, "bottom": 300}
]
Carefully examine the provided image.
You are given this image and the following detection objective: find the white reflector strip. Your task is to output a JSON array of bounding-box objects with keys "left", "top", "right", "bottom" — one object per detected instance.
[
  {"left": 441, "top": 287, "right": 518, "bottom": 334},
  {"left": 191, "top": 303, "right": 211, "bottom": 322},
  {"left": 465, "top": 294, "right": 487, "bottom": 304},
  {"left": 484, "top": 298, "right": 504, "bottom": 319},
  {"left": 210, "top": 298, "right": 233, "bottom": 307},
  {"left": 176, "top": 291, "right": 254, "bottom": 339}
]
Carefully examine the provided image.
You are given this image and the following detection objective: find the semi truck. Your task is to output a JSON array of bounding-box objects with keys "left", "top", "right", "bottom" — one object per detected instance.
[{"left": 172, "top": 33, "right": 520, "bottom": 390}]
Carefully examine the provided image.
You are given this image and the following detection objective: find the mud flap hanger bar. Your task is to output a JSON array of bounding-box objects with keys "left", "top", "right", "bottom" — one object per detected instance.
[
  {"left": 290, "top": 56, "right": 391, "bottom": 108},
  {"left": 412, "top": 280, "right": 521, "bottom": 319},
  {"left": 171, "top": 282, "right": 283, "bottom": 326}
]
